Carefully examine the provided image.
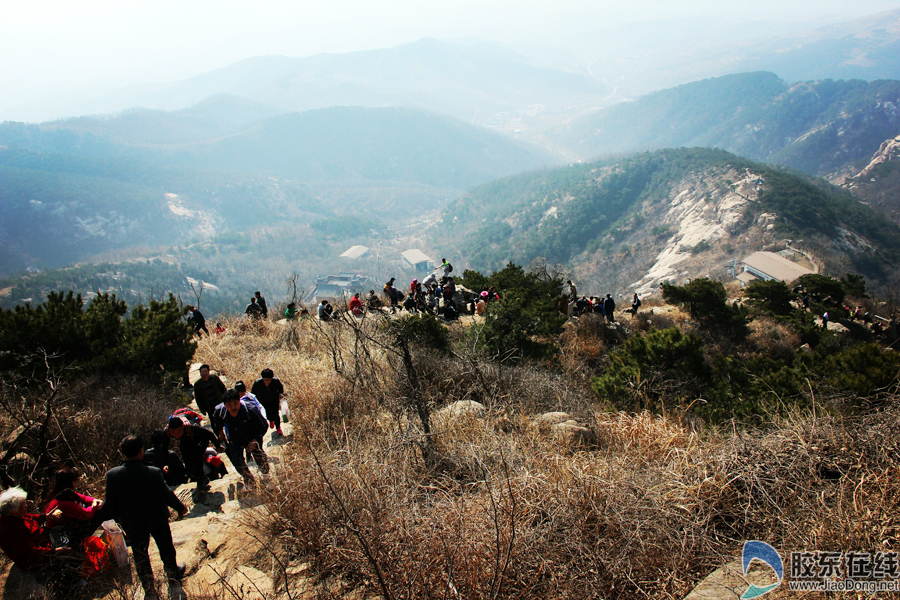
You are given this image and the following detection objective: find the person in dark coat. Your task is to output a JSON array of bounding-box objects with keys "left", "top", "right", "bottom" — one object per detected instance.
[
  {"left": 245, "top": 297, "right": 263, "bottom": 320},
  {"left": 255, "top": 291, "right": 268, "bottom": 319},
  {"left": 251, "top": 368, "right": 285, "bottom": 436},
  {"left": 186, "top": 305, "right": 209, "bottom": 337},
  {"left": 212, "top": 389, "right": 270, "bottom": 487},
  {"left": 104, "top": 435, "right": 187, "bottom": 596},
  {"left": 193, "top": 364, "right": 226, "bottom": 416},
  {"left": 604, "top": 294, "right": 616, "bottom": 322},
  {"left": 143, "top": 430, "right": 188, "bottom": 488},
  {"left": 164, "top": 418, "right": 222, "bottom": 495}
]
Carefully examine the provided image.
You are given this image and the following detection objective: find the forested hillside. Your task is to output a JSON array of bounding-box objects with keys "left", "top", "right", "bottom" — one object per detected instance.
[
  {"left": 554, "top": 73, "right": 900, "bottom": 175},
  {"left": 436, "top": 148, "right": 900, "bottom": 294}
]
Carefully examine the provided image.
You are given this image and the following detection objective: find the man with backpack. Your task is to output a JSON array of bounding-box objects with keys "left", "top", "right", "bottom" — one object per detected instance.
[
  {"left": 437, "top": 258, "right": 453, "bottom": 278},
  {"left": 211, "top": 389, "right": 269, "bottom": 488}
]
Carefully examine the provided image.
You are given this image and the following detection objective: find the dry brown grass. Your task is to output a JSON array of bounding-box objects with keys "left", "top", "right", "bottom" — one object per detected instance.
[
  {"left": 198, "top": 316, "right": 900, "bottom": 599},
  {"left": 747, "top": 316, "right": 802, "bottom": 361}
]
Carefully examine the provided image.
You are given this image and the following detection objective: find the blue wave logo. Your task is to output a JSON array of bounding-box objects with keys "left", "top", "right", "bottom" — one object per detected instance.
[{"left": 741, "top": 541, "right": 783, "bottom": 599}]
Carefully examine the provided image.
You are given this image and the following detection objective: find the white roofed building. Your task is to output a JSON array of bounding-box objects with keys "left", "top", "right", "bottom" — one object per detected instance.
[
  {"left": 339, "top": 245, "right": 370, "bottom": 260},
  {"left": 739, "top": 251, "right": 814, "bottom": 286},
  {"left": 401, "top": 249, "right": 434, "bottom": 274}
]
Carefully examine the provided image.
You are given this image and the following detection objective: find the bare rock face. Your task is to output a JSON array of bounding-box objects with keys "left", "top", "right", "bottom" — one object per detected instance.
[
  {"left": 440, "top": 400, "right": 487, "bottom": 418},
  {"left": 532, "top": 412, "right": 573, "bottom": 432},
  {"left": 826, "top": 321, "right": 850, "bottom": 335},
  {"left": 551, "top": 421, "right": 598, "bottom": 448}
]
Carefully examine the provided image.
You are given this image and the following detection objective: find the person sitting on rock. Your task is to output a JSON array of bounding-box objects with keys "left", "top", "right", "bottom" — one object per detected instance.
[
  {"left": 284, "top": 303, "right": 299, "bottom": 320},
  {"left": 317, "top": 299, "right": 332, "bottom": 322},
  {"left": 365, "top": 290, "right": 382, "bottom": 309},
  {"left": 475, "top": 292, "right": 487, "bottom": 316},
  {"left": 0, "top": 487, "right": 70, "bottom": 574},
  {"left": 43, "top": 467, "right": 104, "bottom": 549}
]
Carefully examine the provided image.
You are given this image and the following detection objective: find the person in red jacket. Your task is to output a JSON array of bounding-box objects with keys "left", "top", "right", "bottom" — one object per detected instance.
[
  {"left": 43, "top": 467, "right": 104, "bottom": 549},
  {"left": 349, "top": 292, "right": 364, "bottom": 316},
  {"left": 0, "top": 487, "right": 70, "bottom": 571}
]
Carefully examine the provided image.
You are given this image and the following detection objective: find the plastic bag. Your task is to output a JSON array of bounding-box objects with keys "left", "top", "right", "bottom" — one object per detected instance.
[
  {"left": 80, "top": 535, "right": 111, "bottom": 578},
  {"left": 281, "top": 399, "right": 290, "bottom": 423},
  {"left": 102, "top": 520, "right": 130, "bottom": 567}
]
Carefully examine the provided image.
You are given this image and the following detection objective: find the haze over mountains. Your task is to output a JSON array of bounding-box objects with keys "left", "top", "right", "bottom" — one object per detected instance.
[
  {"left": 3, "top": 7, "right": 900, "bottom": 308},
  {"left": 554, "top": 72, "right": 900, "bottom": 174},
  {"left": 5, "top": 9, "right": 900, "bottom": 126}
]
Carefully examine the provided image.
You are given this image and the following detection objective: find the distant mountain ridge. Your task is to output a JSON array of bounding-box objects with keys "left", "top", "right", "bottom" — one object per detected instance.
[
  {"left": 832, "top": 134, "right": 900, "bottom": 223},
  {"left": 554, "top": 72, "right": 900, "bottom": 175},
  {"left": 1, "top": 105, "right": 559, "bottom": 189},
  {"left": 435, "top": 148, "right": 900, "bottom": 294},
  {"left": 9, "top": 38, "right": 609, "bottom": 126}
]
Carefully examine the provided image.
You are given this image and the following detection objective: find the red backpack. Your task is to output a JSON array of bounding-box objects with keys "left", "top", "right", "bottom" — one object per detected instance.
[{"left": 171, "top": 407, "right": 203, "bottom": 426}]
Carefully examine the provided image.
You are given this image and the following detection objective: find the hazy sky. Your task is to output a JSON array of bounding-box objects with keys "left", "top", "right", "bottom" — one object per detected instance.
[{"left": 2, "top": 0, "right": 900, "bottom": 119}]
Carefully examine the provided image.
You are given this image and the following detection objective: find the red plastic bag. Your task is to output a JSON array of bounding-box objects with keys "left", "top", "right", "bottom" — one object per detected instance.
[{"left": 80, "top": 535, "right": 112, "bottom": 578}]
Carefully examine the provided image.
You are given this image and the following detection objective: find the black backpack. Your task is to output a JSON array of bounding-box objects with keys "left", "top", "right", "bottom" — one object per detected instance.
[{"left": 447, "top": 263, "right": 453, "bottom": 273}]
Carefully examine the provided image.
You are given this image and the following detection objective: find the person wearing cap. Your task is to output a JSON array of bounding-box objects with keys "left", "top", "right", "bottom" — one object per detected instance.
[
  {"left": 251, "top": 369, "right": 286, "bottom": 436},
  {"left": 476, "top": 292, "right": 487, "bottom": 316},
  {"left": 421, "top": 272, "right": 437, "bottom": 291},
  {"left": 105, "top": 435, "right": 187, "bottom": 597}
]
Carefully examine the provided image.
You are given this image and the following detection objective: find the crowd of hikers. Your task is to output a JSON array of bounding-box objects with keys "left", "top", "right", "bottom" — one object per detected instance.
[
  {"left": 0, "top": 364, "right": 288, "bottom": 599},
  {"left": 186, "top": 264, "right": 639, "bottom": 331}
]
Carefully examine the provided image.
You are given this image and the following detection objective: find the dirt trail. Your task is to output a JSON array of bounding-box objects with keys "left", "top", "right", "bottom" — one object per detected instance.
[{"left": 1, "top": 364, "right": 314, "bottom": 600}]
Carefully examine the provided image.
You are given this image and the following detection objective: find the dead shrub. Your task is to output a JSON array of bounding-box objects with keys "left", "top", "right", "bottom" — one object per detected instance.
[
  {"left": 632, "top": 308, "right": 678, "bottom": 332},
  {"left": 266, "top": 399, "right": 900, "bottom": 599},
  {"left": 747, "top": 316, "right": 801, "bottom": 361},
  {"left": 0, "top": 376, "right": 184, "bottom": 498}
]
